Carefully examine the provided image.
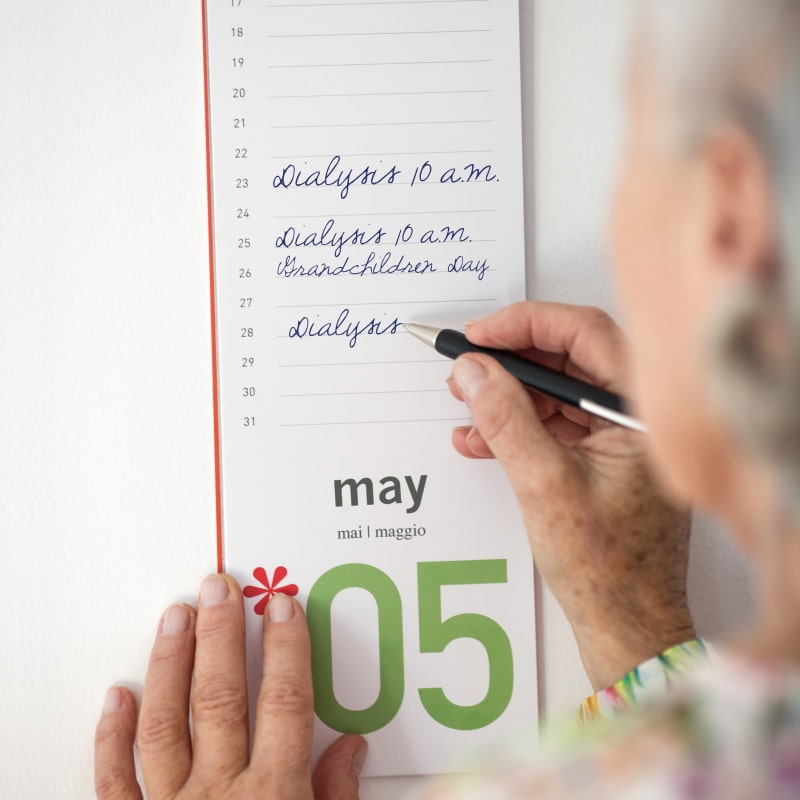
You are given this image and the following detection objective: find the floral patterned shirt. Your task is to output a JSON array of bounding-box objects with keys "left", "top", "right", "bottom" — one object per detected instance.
[
  {"left": 578, "top": 640, "right": 709, "bottom": 723},
  {"left": 416, "top": 641, "right": 800, "bottom": 799}
]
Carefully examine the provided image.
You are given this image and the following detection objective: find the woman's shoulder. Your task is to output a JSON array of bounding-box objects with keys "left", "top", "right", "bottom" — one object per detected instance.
[{"left": 417, "top": 653, "right": 800, "bottom": 799}]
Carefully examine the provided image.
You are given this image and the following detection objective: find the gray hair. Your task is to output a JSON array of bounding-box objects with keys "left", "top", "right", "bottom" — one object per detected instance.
[{"left": 643, "top": 0, "right": 800, "bottom": 516}]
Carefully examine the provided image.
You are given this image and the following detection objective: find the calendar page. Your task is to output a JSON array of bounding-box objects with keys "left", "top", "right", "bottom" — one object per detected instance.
[{"left": 202, "top": 0, "right": 537, "bottom": 776}]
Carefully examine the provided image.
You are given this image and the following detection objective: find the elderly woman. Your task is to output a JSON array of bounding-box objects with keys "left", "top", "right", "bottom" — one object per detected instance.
[{"left": 94, "top": 1, "right": 800, "bottom": 798}]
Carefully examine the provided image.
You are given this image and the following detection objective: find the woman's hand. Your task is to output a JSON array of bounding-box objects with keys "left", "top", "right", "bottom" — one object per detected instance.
[
  {"left": 448, "top": 302, "right": 696, "bottom": 689},
  {"left": 94, "top": 575, "right": 365, "bottom": 800}
]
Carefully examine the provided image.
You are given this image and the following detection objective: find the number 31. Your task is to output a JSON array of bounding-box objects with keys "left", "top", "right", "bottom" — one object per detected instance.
[{"left": 307, "top": 560, "right": 513, "bottom": 734}]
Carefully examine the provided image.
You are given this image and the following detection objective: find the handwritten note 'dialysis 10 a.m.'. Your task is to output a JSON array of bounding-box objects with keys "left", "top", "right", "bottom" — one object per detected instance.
[{"left": 203, "top": 0, "right": 536, "bottom": 776}]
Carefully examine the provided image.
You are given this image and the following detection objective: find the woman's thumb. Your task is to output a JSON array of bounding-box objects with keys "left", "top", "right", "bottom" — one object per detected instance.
[
  {"left": 312, "top": 735, "right": 366, "bottom": 800},
  {"left": 451, "top": 354, "right": 561, "bottom": 495}
]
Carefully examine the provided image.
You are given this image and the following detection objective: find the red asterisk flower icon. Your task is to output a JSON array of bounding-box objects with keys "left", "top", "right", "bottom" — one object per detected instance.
[{"left": 243, "top": 566, "right": 299, "bottom": 615}]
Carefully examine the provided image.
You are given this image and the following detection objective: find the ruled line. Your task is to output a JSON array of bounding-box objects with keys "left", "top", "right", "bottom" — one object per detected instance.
[
  {"left": 270, "top": 149, "right": 494, "bottom": 158},
  {"left": 273, "top": 209, "right": 494, "bottom": 219},
  {"left": 280, "top": 389, "right": 449, "bottom": 398},
  {"left": 267, "top": 0, "right": 489, "bottom": 7},
  {"left": 276, "top": 298, "right": 497, "bottom": 308},
  {"left": 270, "top": 90, "right": 492, "bottom": 99},
  {"left": 269, "top": 239, "right": 496, "bottom": 255},
  {"left": 277, "top": 359, "right": 443, "bottom": 368},
  {"left": 318, "top": 180, "right": 496, "bottom": 187},
  {"left": 271, "top": 119, "right": 492, "bottom": 130},
  {"left": 268, "top": 59, "right": 491, "bottom": 69},
  {"left": 280, "top": 417, "right": 471, "bottom": 428},
  {"left": 267, "top": 29, "right": 489, "bottom": 39}
]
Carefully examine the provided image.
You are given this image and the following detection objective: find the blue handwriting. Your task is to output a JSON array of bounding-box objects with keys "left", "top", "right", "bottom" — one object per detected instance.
[
  {"left": 277, "top": 251, "right": 436, "bottom": 279},
  {"left": 288, "top": 308, "right": 402, "bottom": 349},
  {"left": 447, "top": 255, "right": 490, "bottom": 281},
  {"left": 276, "top": 219, "right": 388, "bottom": 258},
  {"left": 272, "top": 156, "right": 401, "bottom": 200}
]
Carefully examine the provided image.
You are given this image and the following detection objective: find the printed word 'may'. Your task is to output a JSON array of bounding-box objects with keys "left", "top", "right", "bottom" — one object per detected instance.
[{"left": 334, "top": 474, "right": 428, "bottom": 514}]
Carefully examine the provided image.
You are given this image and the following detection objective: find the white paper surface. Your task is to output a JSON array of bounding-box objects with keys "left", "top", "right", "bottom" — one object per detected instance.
[{"left": 203, "top": 0, "right": 536, "bottom": 776}]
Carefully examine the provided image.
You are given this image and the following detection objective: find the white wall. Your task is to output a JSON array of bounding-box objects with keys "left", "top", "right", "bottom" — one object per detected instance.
[{"left": 0, "top": 2, "right": 754, "bottom": 798}]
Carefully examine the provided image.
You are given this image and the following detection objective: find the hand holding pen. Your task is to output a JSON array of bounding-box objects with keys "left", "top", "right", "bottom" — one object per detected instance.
[{"left": 427, "top": 302, "right": 695, "bottom": 691}]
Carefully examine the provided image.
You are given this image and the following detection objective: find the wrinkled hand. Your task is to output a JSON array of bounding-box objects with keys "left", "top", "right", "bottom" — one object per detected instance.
[
  {"left": 94, "top": 575, "right": 365, "bottom": 800},
  {"left": 448, "top": 302, "right": 695, "bottom": 689}
]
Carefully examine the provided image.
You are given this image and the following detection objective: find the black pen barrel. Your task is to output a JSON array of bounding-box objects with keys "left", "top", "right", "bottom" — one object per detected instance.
[{"left": 435, "top": 328, "right": 626, "bottom": 414}]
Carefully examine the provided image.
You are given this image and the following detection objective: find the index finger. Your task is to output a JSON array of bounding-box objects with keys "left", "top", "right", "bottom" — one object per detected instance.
[
  {"left": 465, "top": 302, "right": 629, "bottom": 392},
  {"left": 250, "top": 593, "right": 314, "bottom": 790}
]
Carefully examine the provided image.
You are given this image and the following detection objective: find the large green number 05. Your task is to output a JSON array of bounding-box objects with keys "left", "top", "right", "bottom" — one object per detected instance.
[
  {"left": 417, "top": 560, "right": 513, "bottom": 730},
  {"left": 307, "top": 564, "right": 404, "bottom": 734}
]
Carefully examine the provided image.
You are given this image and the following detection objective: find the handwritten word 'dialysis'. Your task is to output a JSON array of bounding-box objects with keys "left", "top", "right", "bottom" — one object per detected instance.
[
  {"left": 288, "top": 308, "right": 401, "bottom": 349},
  {"left": 273, "top": 156, "right": 400, "bottom": 200}
]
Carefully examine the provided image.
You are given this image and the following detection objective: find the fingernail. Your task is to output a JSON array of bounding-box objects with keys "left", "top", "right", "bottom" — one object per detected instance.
[
  {"left": 268, "top": 592, "right": 294, "bottom": 623},
  {"left": 102, "top": 687, "right": 122, "bottom": 716},
  {"left": 200, "top": 574, "right": 228, "bottom": 607},
  {"left": 352, "top": 741, "right": 367, "bottom": 774},
  {"left": 465, "top": 425, "right": 478, "bottom": 443},
  {"left": 161, "top": 604, "right": 190, "bottom": 636},
  {"left": 446, "top": 375, "right": 464, "bottom": 402},
  {"left": 452, "top": 357, "right": 488, "bottom": 402}
]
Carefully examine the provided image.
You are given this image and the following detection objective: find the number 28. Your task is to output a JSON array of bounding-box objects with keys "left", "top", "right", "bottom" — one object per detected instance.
[{"left": 307, "top": 560, "right": 513, "bottom": 734}]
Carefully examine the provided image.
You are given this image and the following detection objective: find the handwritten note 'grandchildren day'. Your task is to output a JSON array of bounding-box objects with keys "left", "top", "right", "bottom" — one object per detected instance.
[{"left": 203, "top": 0, "right": 536, "bottom": 776}]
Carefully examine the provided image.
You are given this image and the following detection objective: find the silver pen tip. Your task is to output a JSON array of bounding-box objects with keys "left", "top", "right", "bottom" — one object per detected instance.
[{"left": 403, "top": 323, "right": 441, "bottom": 349}]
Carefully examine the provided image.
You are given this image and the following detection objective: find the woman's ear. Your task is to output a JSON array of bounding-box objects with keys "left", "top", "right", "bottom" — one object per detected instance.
[{"left": 700, "top": 125, "right": 777, "bottom": 283}]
